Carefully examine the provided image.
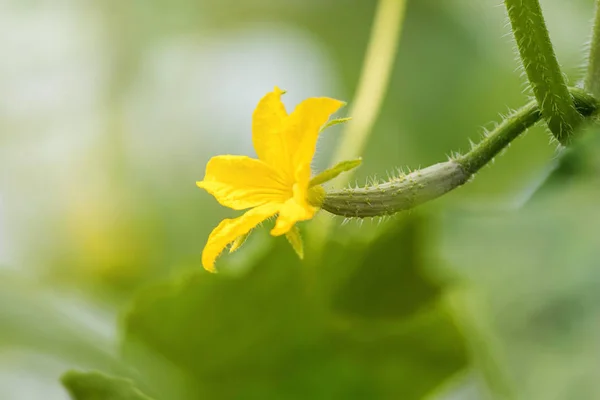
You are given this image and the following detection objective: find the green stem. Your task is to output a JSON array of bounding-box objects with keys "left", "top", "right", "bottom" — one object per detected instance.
[
  {"left": 321, "top": 88, "right": 597, "bottom": 218},
  {"left": 462, "top": 87, "right": 595, "bottom": 175},
  {"left": 505, "top": 0, "right": 583, "bottom": 145},
  {"left": 585, "top": 0, "right": 600, "bottom": 99},
  {"left": 458, "top": 101, "right": 539, "bottom": 175}
]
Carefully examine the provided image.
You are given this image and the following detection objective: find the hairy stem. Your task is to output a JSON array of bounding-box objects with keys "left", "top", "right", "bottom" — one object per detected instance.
[
  {"left": 321, "top": 88, "right": 597, "bottom": 218},
  {"left": 586, "top": 0, "right": 600, "bottom": 99},
  {"left": 457, "top": 102, "right": 539, "bottom": 175},
  {"left": 505, "top": 0, "right": 583, "bottom": 145}
]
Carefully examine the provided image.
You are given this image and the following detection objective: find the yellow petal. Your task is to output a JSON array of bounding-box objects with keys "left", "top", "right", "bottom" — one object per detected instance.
[
  {"left": 202, "top": 203, "right": 280, "bottom": 272},
  {"left": 285, "top": 97, "right": 345, "bottom": 172},
  {"left": 197, "top": 155, "right": 288, "bottom": 210},
  {"left": 285, "top": 225, "right": 304, "bottom": 260},
  {"left": 270, "top": 198, "right": 315, "bottom": 236},
  {"left": 251, "top": 87, "right": 290, "bottom": 174}
]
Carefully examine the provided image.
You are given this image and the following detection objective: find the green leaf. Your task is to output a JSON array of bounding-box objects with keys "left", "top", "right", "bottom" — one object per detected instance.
[
  {"left": 61, "top": 370, "right": 154, "bottom": 400},
  {"left": 0, "top": 273, "right": 120, "bottom": 370},
  {"left": 331, "top": 213, "right": 443, "bottom": 320},
  {"left": 441, "top": 163, "right": 600, "bottom": 398},
  {"left": 123, "top": 219, "right": 467, "bottom": 399},
  {"left": 527, "top": 125, "right": 600, "bottom": 201}
]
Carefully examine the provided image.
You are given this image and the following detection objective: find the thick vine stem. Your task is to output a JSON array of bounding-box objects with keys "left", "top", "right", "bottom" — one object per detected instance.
[
  {"left": 586, "top": 0, "right": 600, "bottom": 99},
  {"left": 505, "top": 0, "right": 583, "bottom": 145},
  {"left": 321, "top": 88, "right": 598, "bottom": 218}
]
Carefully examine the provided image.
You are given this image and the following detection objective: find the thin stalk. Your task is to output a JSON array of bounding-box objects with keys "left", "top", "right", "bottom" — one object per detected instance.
[
  {"left": 330, "top": 0, "right": 407, "bottom": 178},
  {"left": 311, "top": 0, "right": 407, "bottom": 240},
  {"left": 505, "top": 0, "right": 583, "bottom": 145}
]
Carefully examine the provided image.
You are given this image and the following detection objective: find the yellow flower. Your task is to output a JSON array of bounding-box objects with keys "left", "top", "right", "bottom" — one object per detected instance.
[{"left": 197, "top": 87, "right": 355, "bottom": 272}]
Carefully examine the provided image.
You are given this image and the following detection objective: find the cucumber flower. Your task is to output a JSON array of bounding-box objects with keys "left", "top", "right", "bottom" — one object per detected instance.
[{"left": 197, "top": 87, "right": 359, "bottom": 272}]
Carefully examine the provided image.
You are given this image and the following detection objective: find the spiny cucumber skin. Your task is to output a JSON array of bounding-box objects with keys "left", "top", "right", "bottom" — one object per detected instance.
[
  {"left": 321, "top": 161, "right": 469, "bottom": 218},
  {"left": 321, "top": 87, "right": 598, "bottom": 219}
]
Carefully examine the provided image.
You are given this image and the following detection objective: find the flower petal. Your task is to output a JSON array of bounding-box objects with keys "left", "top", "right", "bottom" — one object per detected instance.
[
  {"left": 202, "top": 203, "right": 280, "bottom": 271},
  {"left": 285, "top": 97, "right": 345, "bottom": 171},
  {"left": 270, "top": 198, "right": 315, "bottom": 237},
  {"left": 251, "top": 87, "right": 290, "bottom": 173},
  {"left": 197, "top": 155, "right": 288, "bottom": 210}
]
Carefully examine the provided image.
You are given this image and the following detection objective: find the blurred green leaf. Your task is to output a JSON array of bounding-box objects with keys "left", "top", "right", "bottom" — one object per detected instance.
[
  {"left": 123, "top": 220, "right": 467, "bottom": 400},
  {"left": 124, "top": 244, "right": 314, "bottom": 374},
  {"left": 331, "top": 213, "right": 442, "bottom": 320},
  {"left": 0, "top": 274, "right": 120, "bottom": 371},
  {"left": 62, "top": 370, "right": 153, "bottom": 400},
  {"left": 441, "top": 132, "right": 600, "bottom": 399},
  {"left": 527, "top": 125, "right": 600, "bottom": 201}
]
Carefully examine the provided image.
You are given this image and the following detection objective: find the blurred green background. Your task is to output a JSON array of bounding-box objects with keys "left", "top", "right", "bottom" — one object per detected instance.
[{"left": 1, "top": 0, "right": 600, "bottom": 399}]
